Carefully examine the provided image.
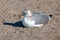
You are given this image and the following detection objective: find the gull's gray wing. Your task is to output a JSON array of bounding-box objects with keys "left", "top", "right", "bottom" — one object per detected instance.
[{"left": 32, "top": 13, "right": 49, "bottom": 24}]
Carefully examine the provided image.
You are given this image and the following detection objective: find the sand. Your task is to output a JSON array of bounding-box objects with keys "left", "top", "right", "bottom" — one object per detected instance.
[{"left": 0, "top": 0, "right": 60, "bottom": 40}]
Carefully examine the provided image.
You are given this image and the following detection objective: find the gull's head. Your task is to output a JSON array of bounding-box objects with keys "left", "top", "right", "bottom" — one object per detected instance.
[{"left": 22, "top": 10, "right": 32, "bottom": 17}]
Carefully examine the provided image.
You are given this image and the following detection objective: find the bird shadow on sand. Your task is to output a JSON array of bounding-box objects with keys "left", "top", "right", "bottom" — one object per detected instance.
[{"left": 3, "top": 21, "right": 26, "bottom": 28}]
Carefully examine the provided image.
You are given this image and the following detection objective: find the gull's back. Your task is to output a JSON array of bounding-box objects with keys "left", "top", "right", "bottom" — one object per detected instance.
[{"left": 32, "top": 13, "right": 49, "bottom": 25}]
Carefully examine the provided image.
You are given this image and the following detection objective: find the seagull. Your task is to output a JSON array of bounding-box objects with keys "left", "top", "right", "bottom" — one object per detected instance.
[{"left": 21, "top": 10, "right": 53, "bottom": 27}]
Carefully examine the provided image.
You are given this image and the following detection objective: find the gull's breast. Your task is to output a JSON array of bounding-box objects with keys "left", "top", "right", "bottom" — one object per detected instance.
[{"left": 22, "top": 17, "right": 35, "bottom": 27}]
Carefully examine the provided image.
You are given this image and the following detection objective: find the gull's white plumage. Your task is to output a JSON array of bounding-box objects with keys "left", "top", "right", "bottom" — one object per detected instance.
[
  {"left": 22, "top": 16, "right": 43, "bottom": 27},
  {"left": 22, "top": 10, "right": 53, "bottom": 27}
]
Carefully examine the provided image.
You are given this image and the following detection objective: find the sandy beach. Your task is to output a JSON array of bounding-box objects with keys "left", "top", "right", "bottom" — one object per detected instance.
[{"left": 0, "top": 0, "right": 60, "bottom": 40}]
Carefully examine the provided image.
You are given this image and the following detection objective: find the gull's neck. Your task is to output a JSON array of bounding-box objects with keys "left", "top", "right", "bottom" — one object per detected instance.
[{"left": 27, "top": 10, "right": 32, "bottom": 16}]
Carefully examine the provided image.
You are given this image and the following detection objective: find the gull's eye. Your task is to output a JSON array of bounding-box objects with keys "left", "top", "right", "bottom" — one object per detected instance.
[
  {"left": 22, "top": 13, "right": 26, "bottom": 16},
  {"left": 22, "top": 10, "right": 27, "bottom": 15},
  {"left": 22, "top": 10, "right": 26, "bottom": 16}
]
